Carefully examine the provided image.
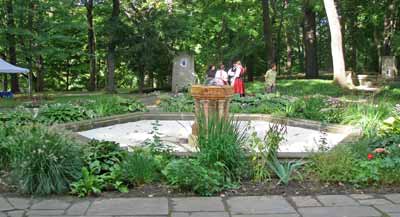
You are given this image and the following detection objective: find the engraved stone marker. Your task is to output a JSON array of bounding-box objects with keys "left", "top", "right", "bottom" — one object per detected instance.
[
  {"left": 382, "top": 56, "right": 398, "bottom": 79},
  {"left": 172, "top": 53, "right": 195, "bottom": 93}
]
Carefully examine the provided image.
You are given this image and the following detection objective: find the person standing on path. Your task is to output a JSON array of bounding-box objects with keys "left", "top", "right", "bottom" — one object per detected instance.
[
  {"left": 233, "top": 60, "right": 246, "bottom": 97},
  {"left": 264, "top": 63, "right": 277, "bottom": 93}
]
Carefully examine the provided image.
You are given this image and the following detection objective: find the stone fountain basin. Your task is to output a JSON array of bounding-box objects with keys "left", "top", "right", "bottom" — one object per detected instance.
[{"left": 59, "top": 112, "right": 361, "bottom": 158}]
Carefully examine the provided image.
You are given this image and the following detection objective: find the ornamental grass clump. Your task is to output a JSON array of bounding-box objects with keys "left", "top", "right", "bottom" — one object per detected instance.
[
  {"left": 7, "top": 125, "right": 83, "bottom": 195},
  {"left": 196, "top": 113, "right": 249, "bottom": 181}
]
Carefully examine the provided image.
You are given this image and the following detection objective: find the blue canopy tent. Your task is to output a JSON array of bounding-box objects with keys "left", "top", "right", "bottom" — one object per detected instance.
[{"left": 0, "top": 58, "right": 32, "bottom": 96}]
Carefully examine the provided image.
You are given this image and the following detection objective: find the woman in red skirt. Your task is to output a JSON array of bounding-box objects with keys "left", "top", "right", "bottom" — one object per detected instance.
[{"left": 233, "top": 61, "right": 246, "bottom": 97}]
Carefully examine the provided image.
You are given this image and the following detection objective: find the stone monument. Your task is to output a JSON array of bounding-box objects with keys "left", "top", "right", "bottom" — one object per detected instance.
[
  {"left": 190, "top": 85, "right": 234, "bottom": 138},
  {"left": 172, "top": 53, "right": 195, "bottom": 93},
  {"left": 382, "top": 56, "right": 398, "bottom": 80}
]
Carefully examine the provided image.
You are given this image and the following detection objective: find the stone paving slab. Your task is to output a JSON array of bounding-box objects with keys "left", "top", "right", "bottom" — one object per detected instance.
[
  {"left": 172, "top": 197, "right": 225, "bottom": 212},
  {"left": 232, "top": 214, "right": 300, "bottom": 217},
  {"left": 298, "top": 206, "right": 381, "bottom": 217},
  {"left": 228, "top": 196, "right": 297, "bottom": 215},
  {"left": 7, "top": 197, "right": 31, "bottom": 210},
  {"left": 31, "top": 199, "right": 70, "bottom": 210},
  {"left": 2, "top": 194, "right": 400, "bottom": 217},
  {"left": 87, "top": 198, "right": 168, "bottom": 216},
  {"left": 374, "top": 204, "right": 400, "bottom": 213},
  {"left": 7, "top": 210, "right": 24, "bottom": 217},
  {"left": 172, "top": 212, "right": 229, "bottom": 217},
  {"left": 27, "top": 209, "right": 66, "bottom": 216},
  {"left": 290, "top": 196, "right": 321, "bottom": 207},
  {"left": 385, "top": 194, "right": 400, "bottom": 203},
  {"left": 0, "top": 197, "right": 13, "bottom": 211},
  {"left": 350, "top": 194, "right": 375, "bottom": 200},
  {"left": 316, "top": 195, "right": 359, "bottom": 206},
  {"left": 358, "top": 198, "right": 393, "bottom": 205},
  {"left": 66, "top": 201, "right": 91, "bottom": 216}
]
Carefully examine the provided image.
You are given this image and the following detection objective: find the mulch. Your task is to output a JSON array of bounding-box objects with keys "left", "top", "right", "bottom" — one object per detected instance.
[{"left": 2, "top": 179, "right": 398, "bottom": 198}]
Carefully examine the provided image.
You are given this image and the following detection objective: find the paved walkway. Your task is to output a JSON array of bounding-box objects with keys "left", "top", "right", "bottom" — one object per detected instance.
[{"left": 1, "top": 194, "right": 400, "bottom": 217}]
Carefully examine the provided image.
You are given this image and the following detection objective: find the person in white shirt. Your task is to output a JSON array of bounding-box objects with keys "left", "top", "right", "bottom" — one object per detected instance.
[{"left": 215, "top": 64, "right": 228, "bottom": 85}]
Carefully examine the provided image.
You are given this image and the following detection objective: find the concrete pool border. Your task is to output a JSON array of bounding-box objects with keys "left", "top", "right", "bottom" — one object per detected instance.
[{"left": 56, "top": 112, "right": 362, "bottom": 159}]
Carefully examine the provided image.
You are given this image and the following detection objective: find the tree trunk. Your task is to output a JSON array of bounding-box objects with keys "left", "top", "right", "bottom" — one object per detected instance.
[
  {"left": 286, "top": 30, "right": 293, "bottom": 73},
  {"left": 323, "top": 0, "right": 352, "bottom": 88},
  {"left": 36, "top": 55, "right": 44, "bottom": 92},
  {"left": 6, "top": 0, "right": 20, "bottom": 93},
  {"left": 2, "top": 75, "right": 8, "bottom": 92},
  {"left": 106, "top": 0, "right": 120, "bottom": 93},
  {"left": 261, "top": 0, "right": 275, "bottom": 67},
  {"left": 86, "top": 0, "right": 97, "bottom": 91},
  {"left": 382, "top": 0, "right": 397, "bottom": 56},
  {"left": 138, "top": 65, "right": 145, "bottom": 94},
  {"left": 303, "top": 2, "right": 318, "bottom": 78}
]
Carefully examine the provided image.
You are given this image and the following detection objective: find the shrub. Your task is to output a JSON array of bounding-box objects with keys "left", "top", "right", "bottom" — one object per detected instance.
[
  {"left": 121, "top": 149, "right": 160, "bottom": 186},
  {"left": 38, "top": 103, "right": 95, "bottom": 124},
  {"left": 82, "top": 140, "right": 126, "bottom": 175},
  {"left": 162, "top": 159, "right": 225, "bottom": 196},
  {"left": 1, "top": 108, "right": 35, "bottom": 126},
  {"left": 159, "top": 94, "right": 194, "bottom": 112},
  {"left": 70, "top": 140, "right": 129, "bottom": 196},
  {"left": 307, "top": 146, "right": 357, "bottom": 183},
  {"left": 7, "top": 125, "right": 83, "bottom": 195},
  {"left": 70, "top": 167, "right": 104, "bottom": 197},
  {"left": 196, "top": 113, "right": 249, "bottom": 180},
  {"left": 249, "top": 123, "right": 287, "bottom": 182},
  {"left": 0, "top": 123, "right": 17, "bottom": 169},
  {"left": 83, "top": 96, "right": 147, "bottom": 116}
]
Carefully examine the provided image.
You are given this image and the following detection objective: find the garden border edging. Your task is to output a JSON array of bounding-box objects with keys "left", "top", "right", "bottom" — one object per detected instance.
[{"left": 56, "top": 112, "right": 362, "bottom": 159}]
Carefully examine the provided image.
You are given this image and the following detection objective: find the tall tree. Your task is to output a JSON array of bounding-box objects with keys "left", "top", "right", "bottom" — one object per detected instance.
[
  {"left": 303, "top": 0, "right": 318, "bottom": 78},
  {"left": 6, "top": 0, "right": 20, "bottom": 93},
  {"left": 261, "top": 0, "right": 275, "bottom": 67},
  {"left": 106, "top": 0, "right": 120, "bottom": 93},
  {"left": 323, "top": 0, "right": 352, "bottom": 88},
  {"left": 84, "top": 0, "right": 97, "bottom": 91},
  {"left": 382, "top": 0, "right": 397, "bottom": 56}
]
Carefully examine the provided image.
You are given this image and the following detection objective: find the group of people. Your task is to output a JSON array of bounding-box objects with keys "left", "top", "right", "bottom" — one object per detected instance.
[
  {"left": 205, "top": 60, "right": 278, "bottom": 97},
  {"left": 205, "top": 60, "right": 246, "bottom": 97}
]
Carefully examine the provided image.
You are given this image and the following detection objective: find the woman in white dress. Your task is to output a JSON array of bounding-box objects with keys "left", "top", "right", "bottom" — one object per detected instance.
[{"left": 215, "top": 64, "right": 228, "bottom": 85}]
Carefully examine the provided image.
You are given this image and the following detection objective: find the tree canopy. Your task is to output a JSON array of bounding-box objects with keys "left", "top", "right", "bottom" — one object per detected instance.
[{"left": 0, "top": 0, "right": 398, "bottom": 92}]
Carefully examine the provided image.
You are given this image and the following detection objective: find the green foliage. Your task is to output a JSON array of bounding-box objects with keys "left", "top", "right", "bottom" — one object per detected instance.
[
  {"left": 162, "top": 159, "right": 226, "bottom": 196},
  {"left": 269, "top": 157, "right": 304, "bottom": 186},
  {"left": 250, "top": 123, "right": 287, "bottom": 182},
  {"left": 196, "top": 113, "right": 249, "bottom": 180},
  {"left": 121, "top": 149, "right": 160, "bottom": 186},
  {"left": 7, "top": 125, "right": 83, "bottom": 195},
  {"left": 0, "top": 123, "right": 17, "bottom": 169},
  {"left": 307, "top": 146, "right": 358, "bottom": 183},
  {"left": 159, "top": 94, "right": 194, "bottom": 113},
  {"left": 38, "top": 103, "right": 95, "bottom": 124},
  {"left": 380, "top": 116, "right": 400, "bottom": 135},
  {"left": 82, "top": 96, "right": 147, "bottom": 117},
  {"left": 71, "top": 140, "right": 128, "bottom": 197},
  {"left": 82, "top": 140, "right": 126, "bottom": 176},
  {"left": 342, "top": 103, "right": 391, "bottom": 137},
  {"left": 70, "top": 167, "right": 104, "bottom": 197}
]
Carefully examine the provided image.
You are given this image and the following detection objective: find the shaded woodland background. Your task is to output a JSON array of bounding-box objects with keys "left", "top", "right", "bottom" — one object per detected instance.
[{"left": 0, "top": 0, "right": 399, "bottom": 93}]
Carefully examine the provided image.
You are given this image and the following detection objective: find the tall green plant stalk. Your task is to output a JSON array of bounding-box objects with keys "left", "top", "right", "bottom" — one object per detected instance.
[{"left": 195, "top": 112, "right": 249, "bottom": 181}]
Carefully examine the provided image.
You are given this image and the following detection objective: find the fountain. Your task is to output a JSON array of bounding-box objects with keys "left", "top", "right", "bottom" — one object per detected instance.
[{"left": 190, "top": 85, "right": 234, "bottom": 137}]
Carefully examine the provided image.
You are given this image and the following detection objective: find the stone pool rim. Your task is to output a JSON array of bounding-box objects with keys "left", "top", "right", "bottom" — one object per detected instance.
[{"left": 56, "top": 112, "right": 362, "bottom": 159}]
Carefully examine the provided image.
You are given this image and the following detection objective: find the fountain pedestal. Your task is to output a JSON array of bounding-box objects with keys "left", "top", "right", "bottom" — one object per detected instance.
[{"left": 190, "top": 85, "right": 234, "bottom": 140}]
